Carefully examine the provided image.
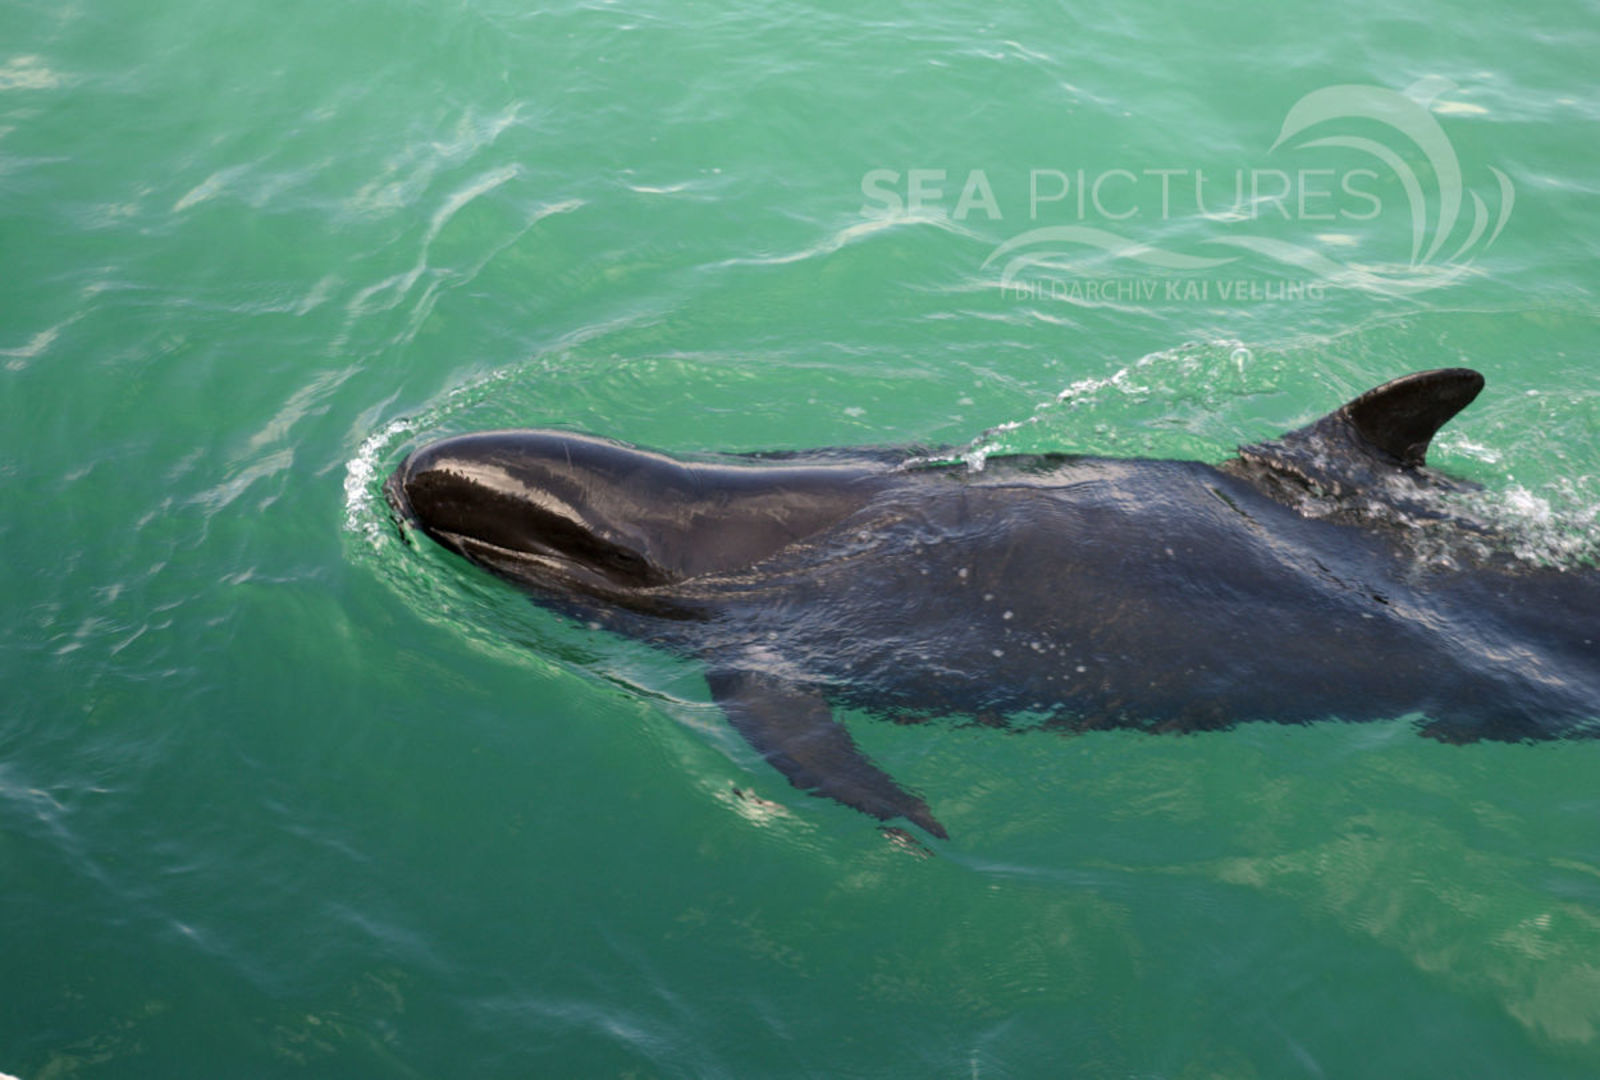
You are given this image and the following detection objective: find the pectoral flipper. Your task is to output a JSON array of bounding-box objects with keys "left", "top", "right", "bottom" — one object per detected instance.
[{"left": 707, "top": 668, "right": 947, "bottom": 839}]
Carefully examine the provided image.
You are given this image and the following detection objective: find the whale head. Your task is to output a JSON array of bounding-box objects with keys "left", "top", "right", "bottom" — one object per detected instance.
[
  {"left": 385, "top": 430, "right": 886, "bottom": 611},
  {"left": 385, "top": 430, "right": 701, "bottom": 606}
]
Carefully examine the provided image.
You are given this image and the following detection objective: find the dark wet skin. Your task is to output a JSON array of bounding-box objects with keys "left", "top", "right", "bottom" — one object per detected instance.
[{"left": 385, "top": 370, "right": 1600, "bottom": 839}]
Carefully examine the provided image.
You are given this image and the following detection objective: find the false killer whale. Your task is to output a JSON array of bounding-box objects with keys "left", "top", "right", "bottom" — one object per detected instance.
[{"left": 383, "top": 369, "right": 1600, "bottom": 838}]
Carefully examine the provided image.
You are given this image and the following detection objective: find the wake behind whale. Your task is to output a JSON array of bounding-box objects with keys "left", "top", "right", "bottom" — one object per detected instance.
[{"left": 382, "top": 369, "right": 1600, "bottom": 838}]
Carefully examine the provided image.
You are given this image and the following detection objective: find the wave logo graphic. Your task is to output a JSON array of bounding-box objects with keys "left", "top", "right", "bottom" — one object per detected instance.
[{"left": 983, "top": 78, "right": 1515, "bottom": 296}]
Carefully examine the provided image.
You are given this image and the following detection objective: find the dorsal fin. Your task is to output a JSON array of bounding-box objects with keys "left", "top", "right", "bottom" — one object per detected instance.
[
  {"left": 1338, "top": 368, "right": 1484, "bottom": 467},
  {"left": 1231, "top": 368, "right": 1485, "bottom": 498}
]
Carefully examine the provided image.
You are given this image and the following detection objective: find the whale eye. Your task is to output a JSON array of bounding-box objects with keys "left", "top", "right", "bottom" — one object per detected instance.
[{"left": 596, "top": 544, "right": 653, "bottom": 581}]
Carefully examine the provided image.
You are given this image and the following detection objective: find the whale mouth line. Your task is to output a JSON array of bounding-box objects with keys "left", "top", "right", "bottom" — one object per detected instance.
[
  {"left": 382, "top": 464, "right": 561, "bottom": 570},
  {"left": 387, "top": 471, "right": 701, "bottom": 618},
  {"left": 383, "top": 459, "right": 561, "bottom": 561},
  {"left": 448, "top": 531, "right": 585, "bottom": 579},
  {"left": 437, "top": 527, "right": 710, "bottom": 621}
]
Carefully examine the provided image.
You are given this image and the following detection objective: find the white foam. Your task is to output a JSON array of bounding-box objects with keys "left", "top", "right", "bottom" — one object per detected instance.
[
  {"left": 942, "top": 339, "right": 1248, "bottom": 473},
  {"left": 343, "top": 417, "right": 417, "bottom": 547}
]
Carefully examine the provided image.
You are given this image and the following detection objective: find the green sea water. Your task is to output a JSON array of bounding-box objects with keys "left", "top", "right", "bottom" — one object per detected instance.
[{"left": 5, "top": 0, "right": 1600, "bottom": 1075}]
